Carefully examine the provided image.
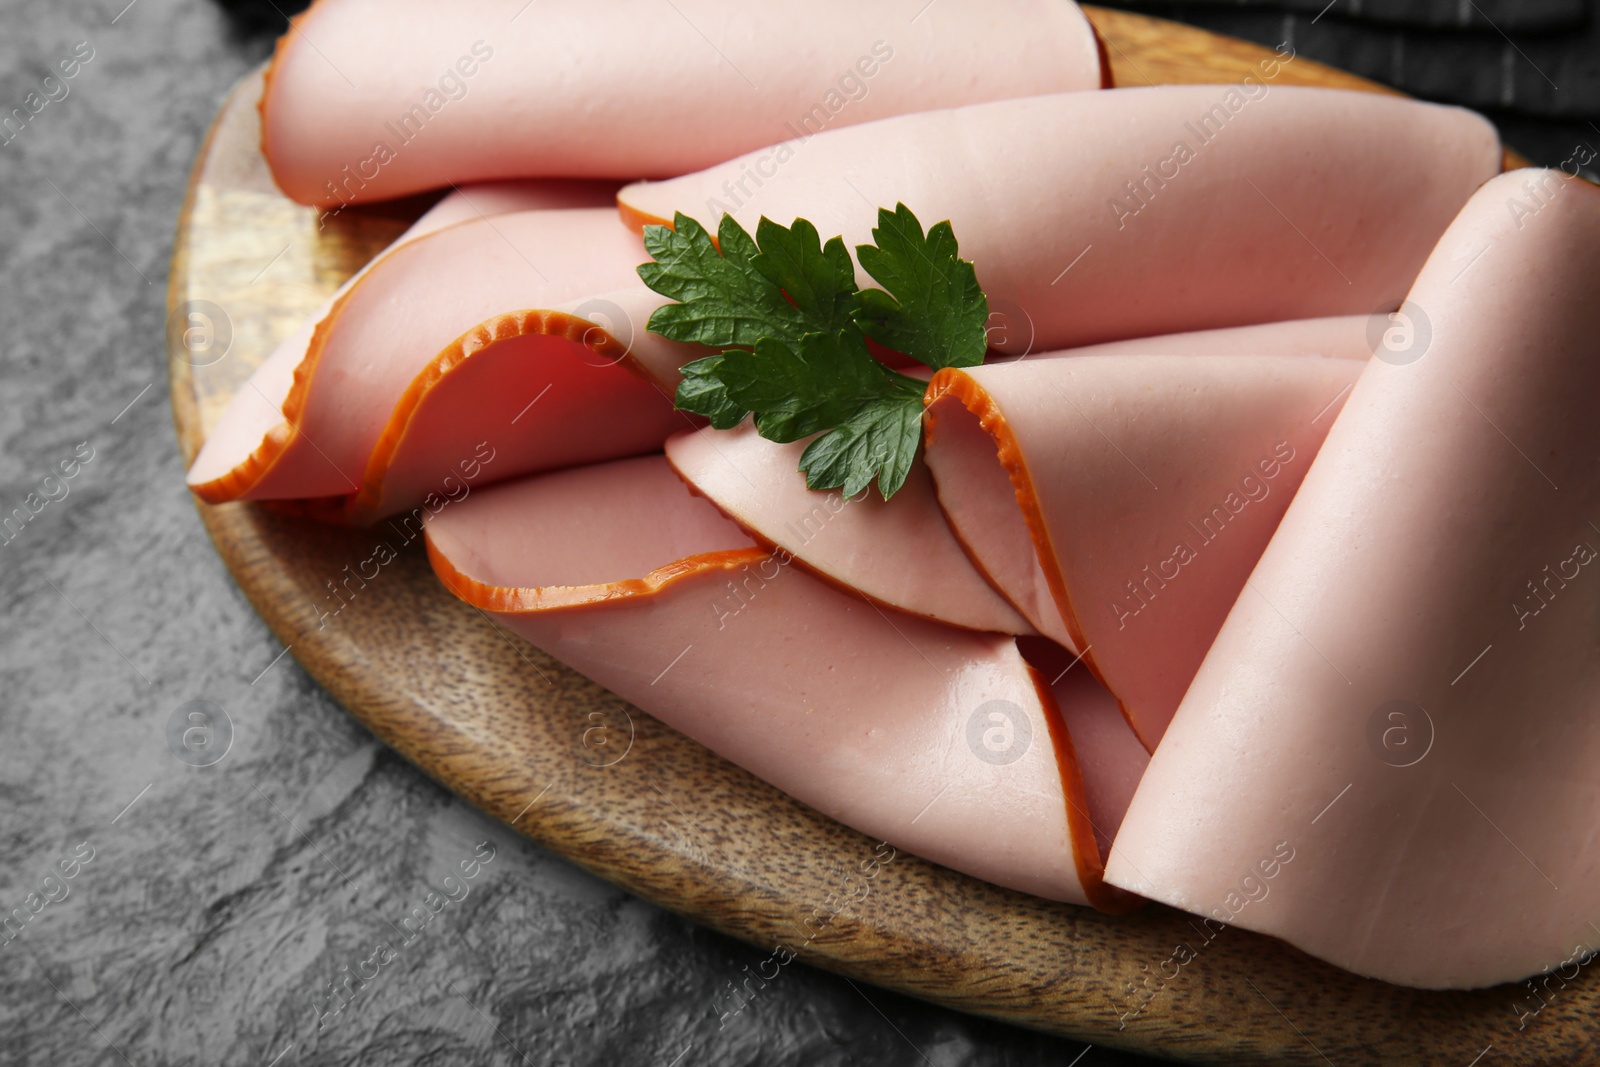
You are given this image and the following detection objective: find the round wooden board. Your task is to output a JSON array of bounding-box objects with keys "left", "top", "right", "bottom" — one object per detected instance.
[{"left": 167, "top": 9, "right": 1571, "bottom": 1064}]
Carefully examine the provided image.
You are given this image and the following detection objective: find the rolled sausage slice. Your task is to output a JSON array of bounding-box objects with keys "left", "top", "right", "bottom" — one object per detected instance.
[
  {"left": 923, "top": 354, "right": 1364, "bottom": 749},
  {"left": 619, "top": 87, "right": 1500, "bottom": 352},
  {"left": 262, "top": 0, "right": 1107, "bottom": 207},
  {"left": 186, "top": 207, "right": 703, "bottom": 520},
  {"left": 1042, "top": 315, "right": 1373, "bottom": 362},
  {"left": 424, "top": 455, "right": 1149, "bottom": 908},
  {"left": 1105, "top": 171, "right": 1600, "bottom": 989}
]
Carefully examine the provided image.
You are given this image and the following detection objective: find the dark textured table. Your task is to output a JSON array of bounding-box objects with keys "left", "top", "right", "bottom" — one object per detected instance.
[
  {"left": 1096, "top": 0, "right": 1600, "bottom": 174},
  {"left": 1, "top": 2, "right": 1590, "bottom": 1065}
]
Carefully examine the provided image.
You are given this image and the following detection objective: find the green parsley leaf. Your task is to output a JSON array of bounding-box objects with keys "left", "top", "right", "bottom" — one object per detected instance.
[
  {"left": 852, "top": 202, "right": 988, "bottom": 370},
  {"left": 798, "top": 394, "right": 924, "bottom": 500},
  {"left": 674, "top": 354, "right": 749, "bottom": 430},
  {"left": 638, "top": 204, "right": 989, "bottom": 500},
  {"left": 638, "top": 213, "right": 804, "bottom": 347},
  {"left": 717, "top": 331, "right": 922, "bottom": 445},
  {"left": 638, "top": 212, "right": 858, "bottom": 348},
  {"left": 749, "top": 217, "right": 859, "bottom": 336}
]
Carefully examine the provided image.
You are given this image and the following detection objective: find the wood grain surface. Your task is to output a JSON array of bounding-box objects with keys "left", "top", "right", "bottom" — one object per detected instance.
[{"left": 165, "top": 9, "right": 1570, "bottom": 1063}]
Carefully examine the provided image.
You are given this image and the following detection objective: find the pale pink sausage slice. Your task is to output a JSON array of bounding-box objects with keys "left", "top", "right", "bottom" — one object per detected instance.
[
  {"left": 397, "top": 178, "right": 622, "bottom": 234},
  {"left": 186, "top": 207, "right": 703, "bottom": 519},
  {"left": 1105, "top": 171, "right": 1600, "bottom": 989},
  {"left": 663, "top": 318, "right": 1374, "bottom": 634},
  {"left": 620, "top": 87, "right": 1500, "bottom": 351},
  {"left": 348, "top": 306, "right": 697, "bottom": 521},
  {"left": 663, "top": 422, "right": 1032, "bottom": 635},
  {"left": 1026, "top": 638, "right": 1152, "bottom": 863},
  {"left": 424, "top": 455, "right": 1149, "bottom": 908},
  {"left": 923, "top": 354, "right": 1364, "bottom": 749},
  {"left": 186, "top": 180, "right": 619, "bottom": 507},
  {"left": 1048, "top": 315, "right": 1374, "bottom": 362},
  {"left": 262, "top": 0, "right": 1106, "bottom": 207}
]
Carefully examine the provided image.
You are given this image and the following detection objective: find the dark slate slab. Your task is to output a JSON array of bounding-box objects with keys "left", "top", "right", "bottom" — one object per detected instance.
[
  {"left": 1104, "top": 0, "right": 1589, "bottom": 32},
  {"left": 1096, "top": 1, "right": 1600, "bottom": 122}
]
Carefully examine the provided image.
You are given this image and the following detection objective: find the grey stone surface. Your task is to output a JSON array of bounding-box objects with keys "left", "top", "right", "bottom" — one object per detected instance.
[{"left": 0, "top": 3, "right": 1167, "bottom": 1064}]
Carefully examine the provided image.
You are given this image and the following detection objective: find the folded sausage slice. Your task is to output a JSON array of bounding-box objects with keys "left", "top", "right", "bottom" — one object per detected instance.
[
  {"left": 186, "top": 207, "right": 703, "bottom": 520},
  {"left": 664, "top": 318, "right": 1372, "bottom": 635},
  {"left": 923, "top": 354, "right": 1364, "bottom": 749},
  {"left": 664, "top": 422, "right": 1032, "bottom": 635},
  {"left": 187, "top": 180, "right": 621, "bottom": 504},
  {"left": 262, "top": 0, "right": 1106, "bottom": 207},
  {"left": 1105, "top": 171, "right": 1600, "bottom": 989},
  {"left": 424, "top": 455, "right": 1149, "bottom": 908},
  {"left": 620, "top": 87, "right": 1499, "bottom": 352}
]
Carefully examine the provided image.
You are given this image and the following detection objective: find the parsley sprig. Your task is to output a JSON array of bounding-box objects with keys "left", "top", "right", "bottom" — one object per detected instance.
[{"left": 637, "top": 204, "right": 987, "bottom": 499}]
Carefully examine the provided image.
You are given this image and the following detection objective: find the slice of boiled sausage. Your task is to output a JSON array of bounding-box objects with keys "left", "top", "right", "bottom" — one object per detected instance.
[
  {"left": 620, "top": 87, "right": 1499, "bottom": 353},
  {"left": 1106, "top": 171, "right": 1600, "bottom": 989},
  {"left": 262, "top": 0, "right": 1107, "bottom": 206},
  {"left": 186, "top": 207, "right": 702, "bottom": 520},
  {"left": 923, "top": 354, "right": 1364, "bottom": 749},
  {"left": 425, "top": 455, "right": 1149, "bottom": 908}
]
